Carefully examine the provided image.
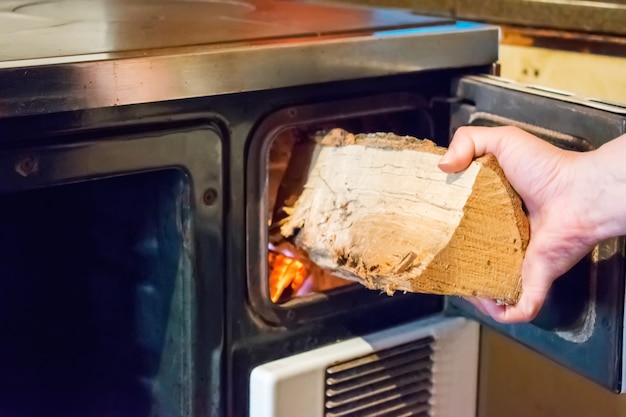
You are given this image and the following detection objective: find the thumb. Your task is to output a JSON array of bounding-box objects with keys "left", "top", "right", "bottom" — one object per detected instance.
[
  {"left": 438, "top": 137, "right": 476, "bottom": 173},
  {"left": 438, "top": 126, "right": 513, "bottom": 173},
  {"left": 511, "top": 243, "right": 555, "bottom": 322}
]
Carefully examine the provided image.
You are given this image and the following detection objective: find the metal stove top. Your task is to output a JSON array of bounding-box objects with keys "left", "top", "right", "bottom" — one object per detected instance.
[
  {"left": 0, "top": 0, "right": 499, "bottom": 118},
  {"left": 1, "top": 0, "right": 449, "bottom": 62}
]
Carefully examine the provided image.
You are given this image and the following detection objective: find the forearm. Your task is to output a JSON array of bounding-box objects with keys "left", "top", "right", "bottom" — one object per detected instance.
[{"left": 584, "top": 134, "right": 626, "bottom": 241}]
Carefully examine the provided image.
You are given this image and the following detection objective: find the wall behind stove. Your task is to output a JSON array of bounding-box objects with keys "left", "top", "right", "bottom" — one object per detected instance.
[{"left": 498, "top": 44, "right": 626, "bottom": 104}]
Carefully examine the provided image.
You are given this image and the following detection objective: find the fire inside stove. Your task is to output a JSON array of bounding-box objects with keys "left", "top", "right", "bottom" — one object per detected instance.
[
  {"left": 262, "top": 104, "right": 433, "bottom": 304},
  {"left": 267, "top": 129, "right": 352, "bottom": 304}
]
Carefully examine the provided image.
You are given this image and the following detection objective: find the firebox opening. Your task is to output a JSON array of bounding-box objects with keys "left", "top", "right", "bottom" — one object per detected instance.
[
  {"left": 0, "top": 169, "right": 192, "bottom": 417},
  {"left": 266, "top": 109, "right": 434, "bottom": 305}
]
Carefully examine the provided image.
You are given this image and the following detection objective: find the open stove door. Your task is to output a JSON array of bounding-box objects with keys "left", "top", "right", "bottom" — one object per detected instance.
[{"left": 446, "top": 74, "right": 626, "bottom": 393}]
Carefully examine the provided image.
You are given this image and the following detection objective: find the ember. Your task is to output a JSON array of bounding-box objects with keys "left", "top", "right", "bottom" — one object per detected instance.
[
  {"left": 268, "top": 249, "right": 308, "bottom": 303},
  {"left": 268, "top": 241, "right": 352, "bottom": 303}
]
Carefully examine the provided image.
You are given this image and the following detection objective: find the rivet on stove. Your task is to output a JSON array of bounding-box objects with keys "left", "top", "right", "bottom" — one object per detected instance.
[
  {"left": 15, "top": 155, "right": 39, "bottom": 177},
  {"left": 203, "top": 188, "right": 218, "bottom": 206}
]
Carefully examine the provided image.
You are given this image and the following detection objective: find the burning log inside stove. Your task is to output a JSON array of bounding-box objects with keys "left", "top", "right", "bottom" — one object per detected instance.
[{"left": 278, "top": 129, "right": 529, "bottom": 304}]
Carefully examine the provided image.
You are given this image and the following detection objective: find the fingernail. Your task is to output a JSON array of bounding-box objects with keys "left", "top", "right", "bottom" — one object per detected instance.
[{"left": 438, "top": 149, "right": 455, "bottom": 168}]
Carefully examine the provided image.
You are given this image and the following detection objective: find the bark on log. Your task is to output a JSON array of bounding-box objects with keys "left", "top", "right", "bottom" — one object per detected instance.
[{"left": 279, "top": 129, "right": 529, "bottom": 304}]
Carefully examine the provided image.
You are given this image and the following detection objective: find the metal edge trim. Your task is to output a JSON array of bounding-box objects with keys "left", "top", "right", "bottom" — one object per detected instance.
[
  {"left": 620, "top": 236, "right": 626, "bottom": 393},
  {"left": 0, "top": 24, "right": 498, "bottom": 118},
  {"left": 460, "top": 75, "right": 626, "bottom": 115}
]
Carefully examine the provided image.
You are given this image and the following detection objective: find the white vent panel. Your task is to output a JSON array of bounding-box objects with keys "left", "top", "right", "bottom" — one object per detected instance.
[
  {"left": 324, "top": 337, "right": 433, "bottom": 417},
  {"left": 249, "top": 316, "right": 479, "bottom": 417}
]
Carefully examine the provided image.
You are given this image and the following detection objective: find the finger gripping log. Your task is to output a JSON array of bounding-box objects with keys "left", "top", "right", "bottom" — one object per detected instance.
[{"left": 279, "top": 129, "right": 529, "bottom": 304}]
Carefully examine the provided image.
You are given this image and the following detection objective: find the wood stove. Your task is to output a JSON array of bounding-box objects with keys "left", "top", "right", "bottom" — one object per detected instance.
[{"left": 1, "top": 1, "right": 626, "bottom": 416}]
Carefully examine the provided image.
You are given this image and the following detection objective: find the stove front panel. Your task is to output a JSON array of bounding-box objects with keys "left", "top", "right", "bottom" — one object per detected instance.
[{"left": 0, "top": 3, "right": 501, "bottom": 413}]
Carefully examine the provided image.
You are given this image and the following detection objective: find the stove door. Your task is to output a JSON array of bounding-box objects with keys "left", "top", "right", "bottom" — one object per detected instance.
[{"left": 446, "top": 74, "right": 626, "bottom": 393}]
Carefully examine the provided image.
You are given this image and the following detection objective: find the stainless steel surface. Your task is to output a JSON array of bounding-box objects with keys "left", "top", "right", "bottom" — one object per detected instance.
[
  {"left": 1, "top": 0, "right": 449, "bottom": 62},
  {"left": 0, "top": 0, "right": 499, "bottom": 118}
]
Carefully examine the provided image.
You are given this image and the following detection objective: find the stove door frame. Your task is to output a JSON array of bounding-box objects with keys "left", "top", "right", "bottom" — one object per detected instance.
[
  {"left": 246, "top": 92, "right": 446, "bottom": 326},
  {"left": 446, "top": 74, "right": 626, "bottom": 393}
]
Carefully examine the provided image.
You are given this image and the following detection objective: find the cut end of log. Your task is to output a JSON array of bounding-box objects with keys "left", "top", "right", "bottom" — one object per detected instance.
[{"left": 279, "top": 128, "right": 529, "bottom": 305}]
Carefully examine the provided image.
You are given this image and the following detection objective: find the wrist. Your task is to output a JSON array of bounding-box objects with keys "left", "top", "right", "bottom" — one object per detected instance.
[{"left": 583, "top": 136, "right": 626, "bottom": 242}]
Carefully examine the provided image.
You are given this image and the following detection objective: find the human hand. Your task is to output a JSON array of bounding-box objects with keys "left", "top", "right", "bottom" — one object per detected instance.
[{"left": 438, "top": 126, "right": 604, "bottom": 323}]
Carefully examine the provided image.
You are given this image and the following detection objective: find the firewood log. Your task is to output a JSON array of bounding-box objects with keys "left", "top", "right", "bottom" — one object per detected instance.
[{"left": 279, "top": 129, "right": 529, "bottom": 304}]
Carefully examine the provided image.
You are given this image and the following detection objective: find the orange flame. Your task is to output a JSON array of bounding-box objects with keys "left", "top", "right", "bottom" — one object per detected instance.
[
  {"left": 268, "top": 251, "right": 309, "bottom": 303},
  {"left": 268, "top": 241, "right": 352, "bottom": 303}
]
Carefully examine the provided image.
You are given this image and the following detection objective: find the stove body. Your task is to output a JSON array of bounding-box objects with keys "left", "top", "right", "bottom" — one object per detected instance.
[{"left": 1, "top": 1, "right": 626, "bottom": 417}]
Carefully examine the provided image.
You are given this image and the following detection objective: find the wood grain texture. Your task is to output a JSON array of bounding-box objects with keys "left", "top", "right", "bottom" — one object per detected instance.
[{"left": 280, "top": 129, "right": 529, "bottom": 304}]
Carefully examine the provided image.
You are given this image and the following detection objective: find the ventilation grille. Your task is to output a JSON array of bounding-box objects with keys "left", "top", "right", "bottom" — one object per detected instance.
[{"left": 324, "top": 336, "right": 434, "bottom": 417}]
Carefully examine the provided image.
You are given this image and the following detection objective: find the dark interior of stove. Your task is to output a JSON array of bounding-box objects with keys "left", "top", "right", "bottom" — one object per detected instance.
[{"left": 0, "top": 169, "right": 191, "bottom": 417}]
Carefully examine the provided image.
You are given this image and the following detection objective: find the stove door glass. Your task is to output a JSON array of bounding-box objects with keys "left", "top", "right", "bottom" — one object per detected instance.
[{"left": 0, "top": 124, "right": 225, "bottom": 416}]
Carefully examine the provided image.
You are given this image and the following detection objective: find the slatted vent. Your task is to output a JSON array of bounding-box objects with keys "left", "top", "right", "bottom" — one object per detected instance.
[{"left": 324, "top": 336, "right": 434, "bottom": 417}]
